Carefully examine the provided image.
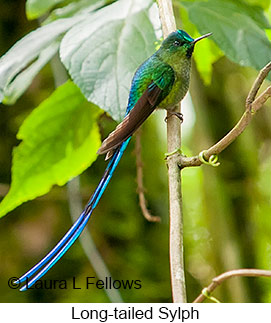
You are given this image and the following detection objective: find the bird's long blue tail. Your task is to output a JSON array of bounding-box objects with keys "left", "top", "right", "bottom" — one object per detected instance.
[{"left": 17, "top": 138, "right": 131, "bottom": 291}]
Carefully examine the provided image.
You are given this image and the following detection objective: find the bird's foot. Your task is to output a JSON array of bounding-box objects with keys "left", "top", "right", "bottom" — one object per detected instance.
[{"left": 164, "top": 111, "right": 184, "bottom": 123}]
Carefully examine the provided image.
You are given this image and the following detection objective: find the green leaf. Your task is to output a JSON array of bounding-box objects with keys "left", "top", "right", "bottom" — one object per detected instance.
[
  {"left": 45, "top": 0, "right": 105, "bottom": 23},
  {"left": 0, "top": 81, "right": 102, "bottom": 218},
  {"left": 233, "top": 0, "right": 271, "bottom": 29},
  {"left": 60, "top": 0, "right": 161, "bottom": 121},
  {"left": 26, "top": 0, "right": 66, "bottom": 20},
  {"left": 266, "top": 29, "right": 271, "bottom": 43},
  {"left": 266, "top": 2, "right": 271, "bottom": 25},
  {"left": 0, "top": 15, "right": 86, "bottom": 104},
  {"left": 2, "top": 42, "right": 59, "bottom": 105},
  {"left": 244, "top": 0, "right": 271, "bottom": 10},
  {"left": 181, "top": 0, "right": 271, "bottom": 71}
]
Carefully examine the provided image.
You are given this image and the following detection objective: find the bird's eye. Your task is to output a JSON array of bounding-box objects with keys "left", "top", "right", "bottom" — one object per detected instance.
[{"left": 173, "top": 40, "right": 180, "bottom": 46}]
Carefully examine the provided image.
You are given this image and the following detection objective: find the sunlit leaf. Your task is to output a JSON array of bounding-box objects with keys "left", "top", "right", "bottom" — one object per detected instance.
[
  {"left": 26, "top": 0, "right": 65, "bottom": 20},
  {"left": 193, "top": 36, "right": 224, "bottom": 85},
  {"left": 0, "top": 81, "right": 102, "bottom": 218},
  {"left": 244, "top": 0, "right": 271, "bottom": 10}
]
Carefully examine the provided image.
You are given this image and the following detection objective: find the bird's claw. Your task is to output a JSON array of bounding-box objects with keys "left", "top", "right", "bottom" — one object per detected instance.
[{"left": 164, "top": 111, "right": 184, "bottom": 123}]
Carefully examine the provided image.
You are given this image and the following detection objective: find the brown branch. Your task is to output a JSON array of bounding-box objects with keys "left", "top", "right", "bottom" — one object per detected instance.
[
  {"left": 246, "top": 62, "right": 271, "bottom": 107},
  {"left": 135, "top": 129, "right": 161, "bottom": 222},
  {"left": 193, "top": 268, "right": 271, "bottom": 303},
  {"left": 157, "top": 0, "right": 187, "bottom": 303},
  {"left": 179, "top": 62, "right": 271, "bottom": 168}
]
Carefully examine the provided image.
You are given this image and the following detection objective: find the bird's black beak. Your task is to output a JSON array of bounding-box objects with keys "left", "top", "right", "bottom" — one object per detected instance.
[{"left": 193, "top": 32, "right": 212, "bottom": 44}]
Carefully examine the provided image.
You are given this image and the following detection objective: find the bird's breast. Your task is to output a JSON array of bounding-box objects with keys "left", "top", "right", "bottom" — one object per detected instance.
[{"left": 158, "top": 60, "right": 191, "bottom": 110}]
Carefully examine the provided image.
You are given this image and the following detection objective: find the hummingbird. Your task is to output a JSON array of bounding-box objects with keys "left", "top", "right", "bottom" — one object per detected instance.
[{"left": 16, "top": 30, "right": 211, "bottom": 291}]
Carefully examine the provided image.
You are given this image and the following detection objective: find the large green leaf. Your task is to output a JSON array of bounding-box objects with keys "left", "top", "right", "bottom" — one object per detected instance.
[
  {"left": 0, "top": 15, "right": 86, "bottom": 104},
  {"left": 0, "top": 81, "right": 102, "bottom": 218},
  {"left": 2, "top": 42, "right": 59, "bottom": 105},
  {"left": 181, "top": 0, "right": 271, "bottom": 70},
  {"left": 45, "top": 0, "right": 105, "bottom": 23},
  {"left": 60, "top": 0, "right": 161, "bottom": 121},
  {"left": 26, "top": 0, "right": 66, "bottom": 19}
]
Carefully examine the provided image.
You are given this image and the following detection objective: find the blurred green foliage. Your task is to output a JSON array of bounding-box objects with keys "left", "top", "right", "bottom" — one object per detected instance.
[{"left": 0, "top": 0, "right": 270, "bottom": 303}]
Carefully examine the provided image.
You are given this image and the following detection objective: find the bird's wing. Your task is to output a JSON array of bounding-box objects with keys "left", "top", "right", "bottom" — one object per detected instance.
[{"left": 97, "top": 66, "right": 175, "bottom": 155}]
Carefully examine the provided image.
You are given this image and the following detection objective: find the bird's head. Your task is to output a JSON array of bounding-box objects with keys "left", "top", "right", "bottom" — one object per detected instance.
[{"left": 159, "top": 30, "right": 212, "bottom": 59}]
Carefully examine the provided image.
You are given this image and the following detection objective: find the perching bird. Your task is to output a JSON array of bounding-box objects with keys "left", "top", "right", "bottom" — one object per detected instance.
[{"left": 16, "top": 30, "right": 211, "bottom": 291}]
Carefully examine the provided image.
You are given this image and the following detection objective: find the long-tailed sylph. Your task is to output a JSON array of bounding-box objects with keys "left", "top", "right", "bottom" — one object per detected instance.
[{"left": 16, "top": 30, "right": 211, "bottom": 291}]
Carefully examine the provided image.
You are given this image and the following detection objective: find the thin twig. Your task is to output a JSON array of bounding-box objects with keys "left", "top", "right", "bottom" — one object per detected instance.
[
  {"left": 135, "top": 130, "right": 161, "bottom": 222},
  {"left": 179, "top": 62, "right": 271, "bottom": 168},
  {"left": 157, "top": 0, "right": 187, "bottom": 303},
  {"left": 193, "top": 268, "right": 271, "bottom": 303},
  {"left": 252, "top": 86, "right": 271, "bottom": 113},
  {"left": 246, "top": 62, "right": 271, "bottom": 107}
]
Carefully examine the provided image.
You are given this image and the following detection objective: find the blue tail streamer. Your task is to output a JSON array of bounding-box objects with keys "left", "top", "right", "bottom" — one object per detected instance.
[{"left": 17, "top": 138, "right": 131, "bottom": 291}]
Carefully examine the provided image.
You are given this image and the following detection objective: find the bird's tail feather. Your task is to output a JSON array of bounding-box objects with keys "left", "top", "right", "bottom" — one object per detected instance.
[{"left": 17, "top": 138, "right": 131, "bottom": 291}]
